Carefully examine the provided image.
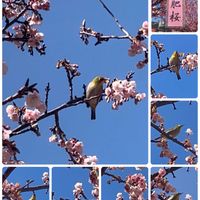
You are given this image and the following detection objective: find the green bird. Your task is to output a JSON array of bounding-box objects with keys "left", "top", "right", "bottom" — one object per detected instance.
[
  {"left": 86, "top": 76, "right": 109, "bottom": 120},
  {"left": 167, "top": 193, "right": 182, "bottom": 200},
  {"left": 155, "top": 124, "right": 184, "bottom": 140},
  {"left": 169, "top": 51, "right": 181, "bottom": 80}
]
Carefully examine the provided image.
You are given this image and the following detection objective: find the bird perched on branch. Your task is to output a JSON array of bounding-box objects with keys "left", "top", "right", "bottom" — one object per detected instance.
[
  {"left": 86, "top": 76, "right": 109, "bottom": 120},
  {"left": 169, "top": 51, "right": 181, "bottom": 80},
  {"left": 167, "top": 192, "right": 182, "bottom": 200},
  {"left": 155, "top": 124, "right": 184, "bottom": 140}
]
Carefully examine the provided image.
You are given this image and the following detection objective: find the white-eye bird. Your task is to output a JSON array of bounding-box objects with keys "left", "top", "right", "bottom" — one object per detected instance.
[
  {"left": 169, "top": 51, "right": 181, "bottom": 80},
  {"left": 167, "top": 193, "right": 182, "bottom": 200},
  {"left": 29, "top": 193, "right": 36, "bottom": 200},
  {"left": 155, "top": 124, "right": 183, "bottom": 140},
  {"left": 86, "top": 76, "right": 109, "bottom": 120}
]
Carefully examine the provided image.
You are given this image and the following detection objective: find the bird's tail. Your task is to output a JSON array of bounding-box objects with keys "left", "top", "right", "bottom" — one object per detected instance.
[
  {"left": 176, "top": 73, "right": 181, "bottom": 80},
  {"left": 91, "top": 108, "right": 96, "bottom": 120}
]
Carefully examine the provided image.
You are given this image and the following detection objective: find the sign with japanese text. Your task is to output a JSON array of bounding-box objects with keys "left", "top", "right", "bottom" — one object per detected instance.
[{"left": 167, "top": 0, "right": 183, "bottom": 27}]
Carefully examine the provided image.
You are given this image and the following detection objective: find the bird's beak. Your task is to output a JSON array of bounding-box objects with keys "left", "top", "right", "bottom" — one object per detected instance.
[{"left": 103, "top": 78, "right": 110, "bottom": 84}]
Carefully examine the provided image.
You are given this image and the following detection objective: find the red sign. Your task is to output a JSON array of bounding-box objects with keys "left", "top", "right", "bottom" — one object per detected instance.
[{"left": 167, "top": 0, "right": 183, "bottom": 27}]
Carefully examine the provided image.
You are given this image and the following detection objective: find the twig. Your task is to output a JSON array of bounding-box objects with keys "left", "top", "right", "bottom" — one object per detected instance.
[
  {"left": 45, "top": 82, "right": 50, "bottom": 113},
  {"left": 151, "top": 167, "right": 182, "bottom": 180},
  {"left": 19, "top": 184, "right": 49, "bottom": 193},
  {"left": 3, "top": 167, "right": 16, "bottom": 183},
  {"left": 3, "top": 79, "right": 37, "bottom": 105},
  {"left": 10, "top": 94, "right": 102, "bottom": 137},
  {"left": 103, "top": 172, "right": 125, "bottom": 184},
  {"left": 97, "top": 0, "right": 133, "bottom": 41}
]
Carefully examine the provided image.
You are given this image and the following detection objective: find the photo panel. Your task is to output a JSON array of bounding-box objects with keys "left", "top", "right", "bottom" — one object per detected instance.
[
  {"left": 101, "top": 167, "right": 148, "bottom": 200},
  {"left": 2, "top": 167, "right": 49, "bottom": 200},
  {"left": 2, "top": 0, "right": 148, "bottom": 165},
  {"left": 52, "top": 167, "right": 99, "bottom": 200},
  {"left": 151, "top": 100, "right": 198, "bottom": 164},
  {"left": 151, "top": 35, "right": 198, "bottom": 98},
  {"left": 151, "top": 167, "right": 198, "bottom": 200},
  {"left": 151, "top": 0, "right": 198, "bottom": 32}
]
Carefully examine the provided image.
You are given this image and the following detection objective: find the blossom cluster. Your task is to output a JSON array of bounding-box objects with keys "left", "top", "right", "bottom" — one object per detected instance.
[
  {"left": 3, "top": 0, "right": 50, "bottom": 54},
  {"left": 2, "top": 180, "right": 22, "bottom": 200},
  {"left": 42, "top": 172, "right": 49, "bottom": 184},
  {"left": 151, "top": 168, "right": 176, "bottom": 200},
  {"left": 49, "top": 136, "right": 98, "bottom": 165},
  {"left": 73, "top": 182, "right": 84, "bottom": 200},
  {"left": 105, "top": 79, "right": 146, "bottom": 110},
  {"left": 128, "top": 21, "right": 148, "bottom": 68},
  {"left": 2, "top": 125, "right": 24, "bottom": 164},
  {"left": 181, "top": 53, "right": 198, "bottom": 74},
  {"left": 124, "top": 173, "right": 147, "bottom": 200},
  {"left": 6, "top": 90, "right": 46, "bottom": 123},
  {"left": 89, "top": 168, "right": 99, "bottom": 199}
]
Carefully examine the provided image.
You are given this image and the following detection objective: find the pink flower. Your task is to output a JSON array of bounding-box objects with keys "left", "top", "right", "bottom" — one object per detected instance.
[
  {"left": 2, "top": 127, "right": 12, "bottom": 140},
  {"left": 73, "top": 141, "right": 83, "bottom": 154},
  {"left": 42, "top": 172, "right": 49, "bottom": 184},
  {"left": 49, "top": 135, "right": 58, "bottom": 143},
  {"left": 185, "top": 128, "right": 193, "bottom": 135},
  {"left": 22, "top": 108, "right": 41, "bottom": 123},
  {"left": 28, "top": 13, "right": 42, "bottom": 26},
  {"left": 128, "top": 41, "right": 146, "bottom": 57},
  {"left": 185, "top": 194, "right": 192, "bottom": 200},
  {"left": 142, "top": 21, "right": 148, "bottom": 30},
  {"left": 6, "top": 105, "right": 19, "bottom": 121},
  {"left": 158, "top": 168, "right": 166, "bottom": 177},
  {"left": 83, "top": 156, "right": 98, "bottom": 165}
]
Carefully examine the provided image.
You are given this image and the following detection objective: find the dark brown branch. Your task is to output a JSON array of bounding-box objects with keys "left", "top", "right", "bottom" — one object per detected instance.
[
  {"left": 151, "top": 167, "right": 182, "bottom": 180},
  {"left": 3, "top": 167, "right": 16, "bottom": 183},
  {"left": 3, "top": 5, "right": 28, "bottom": 33},
  {"left": 3, "top": 79, "right": 37, "bottom": 105},
  {"left": 103, "top": 172, "right": 126, "bottom": 184},
  {"left": 19, "top": 184, "right": 49, "bottom": 193},
  {"left": 45, "top": 83, "right": 50, "bottom": 113},
  {"left": 10, "top": 94, "right": 102, "bottom": 137},
  {"left": 152, "top": 101, "right": 178, "bottom": 108}
]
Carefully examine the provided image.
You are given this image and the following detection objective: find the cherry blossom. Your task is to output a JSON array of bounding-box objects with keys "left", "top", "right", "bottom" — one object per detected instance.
[
  {"left": 6, "top": 105, "right": 19, "bottom": 121},
  {"left": 185, "top": 194, "right": 192, "bottom": 200},
  {"left": 89, "top": 168, "right": 99, "bottom": 199},
  {"left": 22, "top": 108, "right": 41, "bottom": 123},
  {"left": 124, "top": 173, "right": 147, "bottom": 200},
  {"left": 105, "top": 79, "right": 145, "bottom": 110},
  {"left": 181, "top": 53, "right": 198, "bottom": 74},
  {"left": 2, "top": 180, "right": 23, "bottom": 200},
  {"left": 42, "top": 172, "right": 49, "bottom": 184},
  {"left": 73, "top": 182, "right": 83, "bottom": 200}
]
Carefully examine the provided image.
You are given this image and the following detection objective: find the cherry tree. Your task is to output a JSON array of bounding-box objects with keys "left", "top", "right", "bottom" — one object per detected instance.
[{"left": 2, "top": 0, "right": 148, "bottom": 164}]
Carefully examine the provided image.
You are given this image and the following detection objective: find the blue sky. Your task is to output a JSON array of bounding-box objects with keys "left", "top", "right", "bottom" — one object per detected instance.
[
  {"left": 52, "top": 167, "right": 94, "bottom": 200},
  {"left": 151, "top": 34, "right": 198, "bottom": 98},
  {"left": 3, "top": 0, "right": 148, "bottom": 164},
  {"left": 151, "top": 101, "right": 198, "bottom": 164},
  {"left": 151, "top": 167, "right": 198, "bottom": 200},
  {"left": 2, "top": 167, "right": 49, "bottom": 200},
  {"left": 102, "top": 167, "right": 148, "bottom": 200}
]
